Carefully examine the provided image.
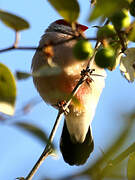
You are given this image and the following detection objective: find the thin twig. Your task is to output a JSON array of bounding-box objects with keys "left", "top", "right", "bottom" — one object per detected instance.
[
  {"left": 24, "top": 18, "right": 129, "bottom": 180},
  {"left": 25, "top": 71, "right": 89, "bottom": 180},
  {"left": 25, "top": 111, "right": 63, "bottom": 180},
  {"left": 86, "top": 18, "right": 109, "bottom": 69},
  {"left": 23, "top": 27, "right": 101, "bottom": 180},
  {"left": 17, "top": 22, "right": 103, "bottom": 180},
  {"left": 115, "top": 28, "right": 127, "bottom": 53},
  {"left": 14, "top": 32, "right": 20, "bottom": 48},
  {"left": 24, "top": 39, "right": 101, "bottom": 180},
  {"left": 24, "top": 67, "right": 88, "bottom": 180},
  {"left": 0, "top": 46, "right": 36, "bottom": 53},
  {"left": 0, "top": 37, "right": 97, "bottom": 54},
  {"left": 85, "top": 39, "right": 101, "bottom": 76}
]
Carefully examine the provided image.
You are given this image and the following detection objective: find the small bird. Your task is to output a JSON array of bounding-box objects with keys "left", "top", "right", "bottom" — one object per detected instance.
[{"left": 31, "top": 19, "right": 106, "bottom": 166}]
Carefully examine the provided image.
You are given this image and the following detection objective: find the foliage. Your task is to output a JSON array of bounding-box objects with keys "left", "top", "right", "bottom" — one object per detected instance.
[
  {"left": 48, "top": 0, "right": 80, "bottom": 23},
  {"left": 15, "top": 122, "right": 49, "bottom": 145},
  {"left": 0, "top": 63, "right": 16, "bottom": 115},
  {"left": 0, "top": 10, "right": 29, "bottom": 31},
  {"left": 120, "top": 48, "right": 135, "bottom": 82}
]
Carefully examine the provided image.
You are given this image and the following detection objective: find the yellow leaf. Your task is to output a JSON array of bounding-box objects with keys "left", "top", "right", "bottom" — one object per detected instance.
[
  {"left": 127, "top": 152, "right": 135, "bottom": 180},
  {"left": 0, "top": 63, "right": 16, "bottom": 115},
  {"left": 48, "top": 0, "right": 80, "bottom": 23},
  {"left": 89, "top": 0, "right": 129, "bottom": 21},
  {"left": 120, "top": 48, "right": 135, "bottom": 82},
  {"left": 0, "top": 10, "right": 30, "bottom": 31}
]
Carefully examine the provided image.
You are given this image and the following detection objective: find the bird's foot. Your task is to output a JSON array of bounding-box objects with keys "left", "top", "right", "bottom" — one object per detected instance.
[
  {"left": 81, "top": 68, "right": 95, "bottom": 86},
  {"left": 57, "top": 100, "right": 69, "bottom": 115}
]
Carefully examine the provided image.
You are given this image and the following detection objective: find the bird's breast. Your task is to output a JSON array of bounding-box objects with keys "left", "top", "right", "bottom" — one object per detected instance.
[{"left": 33, "top": 70, "right": 91, "bottom": 109}]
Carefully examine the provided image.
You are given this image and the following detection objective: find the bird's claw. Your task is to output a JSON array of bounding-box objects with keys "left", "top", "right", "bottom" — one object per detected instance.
[
  {"left": 86, "top": 77, "right": 94, "bottom": 85},
  {"left": 81, "top": 68, "right": 95, "bottom": 85},
  {"left": 57, "top": 100, "right": 69, "bottom": 115}
]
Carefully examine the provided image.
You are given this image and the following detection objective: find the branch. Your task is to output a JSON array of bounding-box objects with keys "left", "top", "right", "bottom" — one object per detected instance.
[
  {"left": 0, "top": 37, "right": 97, "bottom": 54},
  {"left": 23, "top": 38, "right": 101, "bottom": 179},
  {"left": 22, "top": 18, "right": 131, "bottom": 180},
  {"left": 15, "top": 24, "right": 100, "bottom": 180},
  {"left": 25, "top": 111, "right": 64, "bottom": 180},
  {"left": 115, "top": 28, "right": 127, "bottom": 53},
  {"left": 24, "top": 79, "right": 84, "bottom": 180},
  {"left": 14, "top": 32, "right": 20, "bottom": 48},
  {"left": 16, "top": 19, "right": 111, "bottom": 180},
  {"left": 0, "top": 46, "right": 37, "bottom": 53}
]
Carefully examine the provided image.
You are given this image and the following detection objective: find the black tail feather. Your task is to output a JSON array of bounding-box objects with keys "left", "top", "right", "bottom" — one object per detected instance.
[{"left": 60, "top": 121, "right": 94, "bottom": 166}]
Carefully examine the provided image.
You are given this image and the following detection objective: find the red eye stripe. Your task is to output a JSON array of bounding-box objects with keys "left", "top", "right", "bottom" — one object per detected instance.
[
  {"left": 54, "top": 19, "right": 88, "bottom": 32},
  {"left": 76, "top": 24, "right": 88, "bottom": 31}
]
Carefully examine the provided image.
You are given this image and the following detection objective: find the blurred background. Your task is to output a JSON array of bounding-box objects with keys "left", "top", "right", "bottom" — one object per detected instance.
[{"left": 0, "top": 0, "right": 135, "bottom": 179}]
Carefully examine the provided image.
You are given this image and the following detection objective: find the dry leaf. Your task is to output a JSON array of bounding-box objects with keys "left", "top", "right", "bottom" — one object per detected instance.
[{"left": 120, "top": 48, "right": 135, "bottom": 82}]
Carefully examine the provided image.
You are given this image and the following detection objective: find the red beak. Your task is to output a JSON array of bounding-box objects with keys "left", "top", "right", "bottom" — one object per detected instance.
[{"left": 55, "top": 19, "right": 88, "bottom": 32}]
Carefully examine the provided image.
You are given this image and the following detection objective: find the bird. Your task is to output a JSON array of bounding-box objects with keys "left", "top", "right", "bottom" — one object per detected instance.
[{"left": 31, "top": 19, "right": 106, "bottom": 166}]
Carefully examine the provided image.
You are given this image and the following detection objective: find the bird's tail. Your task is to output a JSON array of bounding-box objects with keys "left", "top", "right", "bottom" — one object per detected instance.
[{"left": 60, "top": 121, "right": 94, "bottom": 166}]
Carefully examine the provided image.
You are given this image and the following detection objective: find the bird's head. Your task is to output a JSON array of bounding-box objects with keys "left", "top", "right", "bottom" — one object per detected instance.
[{"left": 46, "top": 19, "right": 88, "bottom": 35}]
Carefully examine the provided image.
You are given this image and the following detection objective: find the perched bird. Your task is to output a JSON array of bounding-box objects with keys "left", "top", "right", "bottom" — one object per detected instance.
[{"left": 31, "top": 19, "right": 106, "bottom": 166}]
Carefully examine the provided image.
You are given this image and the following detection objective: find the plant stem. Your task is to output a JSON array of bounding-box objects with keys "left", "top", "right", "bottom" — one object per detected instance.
[
  {"left": 25, "top": 111, "right": 64, "bottom": 180},
  {"left": 14, "top": 32, "right": 20, "bottom": 48},
  {"left": 0, "top": 37, "right": 97, "bottom": 53}
]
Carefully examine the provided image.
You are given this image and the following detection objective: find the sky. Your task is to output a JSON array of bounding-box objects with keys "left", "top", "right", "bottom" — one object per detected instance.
[{"left": 0, "top": 0, "right": 135, "bottom": 180}]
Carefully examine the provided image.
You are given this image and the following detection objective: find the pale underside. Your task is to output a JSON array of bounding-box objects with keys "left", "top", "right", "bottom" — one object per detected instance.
[{"left": 32, "top": 29, "right": 106, "bottom": 142}]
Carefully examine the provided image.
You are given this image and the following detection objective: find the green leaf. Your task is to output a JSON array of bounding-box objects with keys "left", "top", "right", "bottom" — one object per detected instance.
[
  {"left": 48, "top": 0, "right": 80, "bottom": 23},
  {"left": 127, "top": 151, "right": 135, "bottom": 180},
  {"left": 33, "top": 65, "right": 62, "bottom": 77},
  {"left": 16, "top": 71, "right": 31, "bottom": 80},
  {"left": 89, "top": 0, "right": 129, "bottom": 21},
  {"left": 120, "top": 48, "right": 135, "bottom": 82},
  {"left": 17, "top": 65, "right": 62, "bottom": 80},
  {"left": 15, "top": 122, "right": 49, "bottom": 145},
  {"left": 0, "top": 10, "right": 30, "bottom": 31},
  {"left": 81, "top": 114, "right": 134, "bottom": 178},
  {"left": 0, "top": 63, "right": 16, "bottom": 115},
  {"left": 108, "top": 49, "right": 122, "bottom": 71}
]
